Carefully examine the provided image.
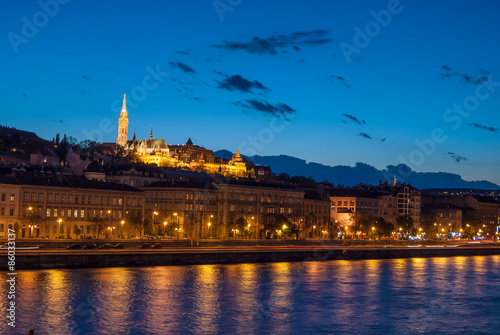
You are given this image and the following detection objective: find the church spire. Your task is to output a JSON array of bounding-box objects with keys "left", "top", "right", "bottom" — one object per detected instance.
[
  {"left": 150, "top": 125, "right": 153, "bottom": 140},
  {"left": 121, "top": 93, "right": 127, "bottom": 112},
  {"left": 116, "top": 93, "right": 129, "bottom": 146}
]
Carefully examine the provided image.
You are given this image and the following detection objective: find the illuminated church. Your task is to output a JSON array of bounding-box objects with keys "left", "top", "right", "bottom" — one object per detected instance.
[{"left": 116, "top": 94, "right": 248, "bottom": 177}]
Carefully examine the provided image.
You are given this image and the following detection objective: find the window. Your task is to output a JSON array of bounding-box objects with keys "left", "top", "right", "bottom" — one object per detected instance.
[
  {"left": 53, "top": 225, "right": 57, "bottom": 234},
  {"left": 9, "top": 209, "right": 14, "bottom": 216},
  {"left": 38, "top": 194, "right": 42, "bottom": 202},
  {"left": 54, "top": 209, "right": 58, "bottom": 218},
  {"left": 31, "top": 194, "right": 35, "bottom": 202},
  {"left": 280, "top": 207, "right": 285, "bottom": 214},
  {"left": 81, "top": 210, "right": 85, "bottom": 218},
  {"left": 67, "top": 210, "right": 72, "bottom": 218},
  {"left": 337, "top": 201, "right": 342, "bottom": 206},
  {"left": 10, "top": 194, "right": 15, "bottom": 202},
  {"left": 113, "top": 197, "right": 117, "bottom": 205},
  {"left": 55, "top": 194, "right": 59, "bottom": 202},
  {"left": 61, "top": 209, "right": 65, "bottom": 217},
  {"left": 47, "top": 208, "right": 51, "bottom": 217},
  {"left": 75, "top": 196, "right": 78, "bottom": 204},
  {"left": 0, "top": 208, "right": 4, "bottom": 215},
  {"left": 47, "top": 194, "right": 52, "bottom": 202},
  {"left": 118, "top": 198, "right": 123, "bottom": 205},
  {"left": 0, "top": 224, "right": 3, "bottom": 232},
  {"left": 62, "top": 195, "right": 66, "bottom": 203},
  {"left": 74, "top": 210, "right": 78, "bottom": 218}
]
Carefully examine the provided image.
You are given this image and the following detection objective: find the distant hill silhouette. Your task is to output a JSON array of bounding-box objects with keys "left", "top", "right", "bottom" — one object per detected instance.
[{"left": 214, "top": 150, "right": 500, "bottom": 190}]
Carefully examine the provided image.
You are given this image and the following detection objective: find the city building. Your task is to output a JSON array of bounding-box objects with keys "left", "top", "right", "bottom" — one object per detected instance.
[{"left": 0, "top": 171, "right": 145, "bottom": 239}]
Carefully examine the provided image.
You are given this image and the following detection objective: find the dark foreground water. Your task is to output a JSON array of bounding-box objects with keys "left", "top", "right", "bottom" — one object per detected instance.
[{"left": 2, "top": 256, "right": 500, "bottom": 334}]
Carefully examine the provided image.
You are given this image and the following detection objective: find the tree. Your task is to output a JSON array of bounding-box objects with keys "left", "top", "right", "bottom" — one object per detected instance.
[
  {"left": 375, "top": 217, "right": 394, "bottom": 238},
  {"left": 236, "top": 216, "right": 251, "bottom": 238},
  {"left": 396, "top": 215, "right": 414, "bottom": 235},
  {"left": 143, "top": 217, "right": 155, "bottom": 236},
  {"left": 352, "top": 212, "right": 375, "bottom": 237},
  {"left": 13, "top": 221, "right": 22, "bottom": 238},
  {"left": 73, "top": 224, "right": 81, "bottom": 238},
  {"left": 89, "top": 217, "right": 107, "bottom": 239},
  {"left": 420, "top": 211, "right": 437, "bottom": 238}
]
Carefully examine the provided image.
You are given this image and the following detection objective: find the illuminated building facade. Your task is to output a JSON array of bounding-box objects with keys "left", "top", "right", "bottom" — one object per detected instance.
[{"left": 116, "top": 94, "right": 247, "bottom": 177}]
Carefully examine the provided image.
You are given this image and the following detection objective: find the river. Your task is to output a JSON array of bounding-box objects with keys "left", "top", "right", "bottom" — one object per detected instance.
[{"left": 2, "top": 256, "right": 500, "bottom": 334}]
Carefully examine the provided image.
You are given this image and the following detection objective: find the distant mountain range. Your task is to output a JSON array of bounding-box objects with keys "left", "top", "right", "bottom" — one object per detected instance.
[{"left": 214, "top": 150, "right": 500, "bottom": 190}]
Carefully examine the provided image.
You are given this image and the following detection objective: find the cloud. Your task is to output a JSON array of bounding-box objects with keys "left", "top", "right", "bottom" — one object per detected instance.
[
  {"left": 217, "top": 74, "right": 268, "bottom": 93},
  {"left": 446, "top": 152, "right": 469, "bottom": 163},
  {"left": 175, "top": 49, "right": 191, "bottom": 55},
  {"left": 359, "top": 132, "right": 372, "bottom": 139},
  {"left": 169, "top": 61, "right": 196, "bottom": 73},
  {"left": 330, "top": 75, "right": 350, "bottom": 88},
  {"left": 440, "top": 65, "right": 489, "bottom": 85},
  {"left": 81, "top": 75, "right": 93, "bottom": 81},
  {"left": 233, "top": 99, "right": 295, "bottom": 118},
  {"left": 468, "top": 122, "right": 499, "bottom": 132},
  {"left": 213, "top": 30, "right": 333, "bottom": 55},
  {"left": 343, "top": 114, "right": 365, "bottom": 125}
]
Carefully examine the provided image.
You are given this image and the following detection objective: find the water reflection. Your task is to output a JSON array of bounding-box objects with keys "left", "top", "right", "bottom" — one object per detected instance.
[{"left": 2, "top": 255, "right": 500, "bottom": 334}]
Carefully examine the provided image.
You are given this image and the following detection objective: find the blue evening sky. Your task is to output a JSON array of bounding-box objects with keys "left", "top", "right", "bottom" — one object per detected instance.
[{"left": 1, "top": 0, "right": 499, "bottom": 184}]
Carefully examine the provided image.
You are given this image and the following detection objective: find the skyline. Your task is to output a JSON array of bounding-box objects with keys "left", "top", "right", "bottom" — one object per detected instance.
[{"left": 1, "top": 1, "right": 500, "bottom": 184}]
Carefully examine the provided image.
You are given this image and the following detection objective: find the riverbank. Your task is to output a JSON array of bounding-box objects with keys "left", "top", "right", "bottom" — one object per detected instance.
[{"left": 2, "top": 245, "right": 500, "bottom": 270}]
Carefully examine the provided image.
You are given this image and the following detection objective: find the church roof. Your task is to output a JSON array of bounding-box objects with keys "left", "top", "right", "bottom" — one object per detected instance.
[{"left": 186, "top": 138, "right": 193, "bottom": 146}]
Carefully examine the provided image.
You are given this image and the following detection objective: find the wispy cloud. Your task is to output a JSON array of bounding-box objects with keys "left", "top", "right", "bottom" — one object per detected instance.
[
  {"left": 213, "top": 30, "right": 333, "bottom": 55},
  {"left": 217, "top": 74, "right": 268, "bottom": 93},
  {"left": 330, "top": 75, "right": 350, "bottom": 88},
  {"left": 440, "top": 65, "right": 489, "bottom": 85},
  {"left": 169, "top": 61, "right": 196, "bottom": 73},
  {"left": 468, "top": 122, "right": 499, "bottom": 132},
  {"left": 343, "top": 114, "right": 365, "bottom": 125},
  {"left": 234, "top": 99, "right": 295, "bottom": 119},
  {"left": 359, "top": 132, "right": 372, "bottom": 139},
  {"left": 446, "top": 152, "right": 469, "bottom": 163}
]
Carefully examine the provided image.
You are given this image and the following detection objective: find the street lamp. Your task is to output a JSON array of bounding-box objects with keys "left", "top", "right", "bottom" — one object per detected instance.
[
  {"left": 107, "top": 210, "right": 113, "bottom": 238},
  {"left": 121, "top": 220, "right": 125, "bottom": 239},
  {"left": 173, "top": 213, "right": 179, "bottom": 239},
  {"left": 58, "top": 219, "right": 63, "bottom": 238},
  {"left": 163, "top": 221, "right": 167, "bottom": 236}
]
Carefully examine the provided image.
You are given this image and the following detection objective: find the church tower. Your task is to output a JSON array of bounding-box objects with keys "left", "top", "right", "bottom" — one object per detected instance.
[{"left": 116, "top": 94, "right": 129, "bottom": 146}]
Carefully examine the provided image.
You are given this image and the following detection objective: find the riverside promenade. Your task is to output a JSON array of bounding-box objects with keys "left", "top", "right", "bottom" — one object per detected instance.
[{"left": 2, "top": 239, "right": 500, "bottom": 270}]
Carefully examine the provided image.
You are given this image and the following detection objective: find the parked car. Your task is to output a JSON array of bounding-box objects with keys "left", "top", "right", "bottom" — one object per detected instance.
[
  {"left": 112, "top": 243, "right": 125, "bottom": 249},
  {"left": 140, "top": 243, "right": 152, "bottom": 249},
  {"left": 152, "top": 243, "right": 162, "bottom": 249},
  {"left": 66, "top": 244, "right": 81, "bottom": 249},
  {"left": 84, "top": 243, "right": 97, "bottom": 250},
  {"left": 98, "top": 243, "right": 113, "bottom": 249}
]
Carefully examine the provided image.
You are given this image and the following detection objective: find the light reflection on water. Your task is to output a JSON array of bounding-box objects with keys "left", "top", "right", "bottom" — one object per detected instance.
[{"left": 2, "top": 256, "right": 500, "bottom": 334}]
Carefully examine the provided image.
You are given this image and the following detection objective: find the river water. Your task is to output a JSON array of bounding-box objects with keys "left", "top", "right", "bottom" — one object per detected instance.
[{"left": 2, "top": 256, "right": 500, "bottom": 334}]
